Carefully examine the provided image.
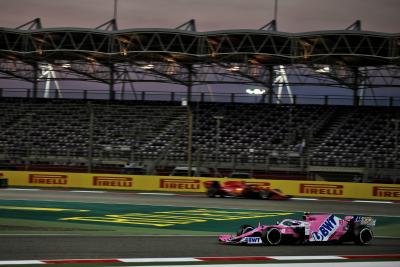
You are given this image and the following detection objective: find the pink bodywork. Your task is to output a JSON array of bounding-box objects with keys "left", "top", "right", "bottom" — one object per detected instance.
[
  {"left": 218, "top": 214, "right": 352, "bottom": 244},
  {"left": 305, "top": 214, "right": 348, "bottom": 242}
]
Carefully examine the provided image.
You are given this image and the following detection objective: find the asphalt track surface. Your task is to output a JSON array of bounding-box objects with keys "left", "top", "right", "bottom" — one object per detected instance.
[{"left": 0, "top": 189, "right": 400, "bottom": 260}]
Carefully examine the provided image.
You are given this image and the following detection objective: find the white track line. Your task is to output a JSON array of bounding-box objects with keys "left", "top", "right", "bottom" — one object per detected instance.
[
  {"left": 137, "top": 193, "right": 175, "bottom": 196},
  {"left": 291, "top": 198, "right": 318, "bottom": 201},
  {"left": 122, "top": 258, "right": 202, "bottom": 263},
  {"left": 131, "top": 263, "right": 400, "bottom": 267},
  {"left": 0, "top": 255, "right": 399, "bottom": 265},
  {"left": 0, "top": 260, "right": 42, "bottom": 265},
  {"left": 272, "top": 256, "right": 343, "bottom": 260},
  {"left": 70, "top": 190, "right": 105, "bottom": 193},
  {"left": 352, "top": 200, "right": 393, "bottom": 204},
  {"left": 3, "top": 188, "right": 40, "bottom": 191}
]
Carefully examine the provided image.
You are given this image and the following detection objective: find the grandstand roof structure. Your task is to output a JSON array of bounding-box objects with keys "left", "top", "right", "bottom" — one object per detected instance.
[{"left": 0, "top": 18, "right": 399, "bottom": 101}]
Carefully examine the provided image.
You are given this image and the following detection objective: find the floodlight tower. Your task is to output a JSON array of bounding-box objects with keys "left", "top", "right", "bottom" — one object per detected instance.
[
  {"left": 259, "top": 1, "right": 294, "bottom": 104},
  {"left": 274, "top": 65, "right": 294, "bottom": 104},
  {"left": 119, "top": 69, "right": 138, "bottom": 100},
  {"left": 38, "top": 64, "right": 62, "bottom": 98}
]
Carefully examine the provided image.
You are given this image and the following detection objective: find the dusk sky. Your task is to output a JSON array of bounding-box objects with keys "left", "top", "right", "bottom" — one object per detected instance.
[
  {"left": 0, "top": 0, "right": 399, "bottom": 32},
  {"left": 0, "top": 0, "right": 399, "bottom": 102}
]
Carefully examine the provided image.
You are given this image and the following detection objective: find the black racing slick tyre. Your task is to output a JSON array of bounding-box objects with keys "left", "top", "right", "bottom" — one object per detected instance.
[
  {"left": 206, "top": 187, "right": 218, "bottom": 198},
  {"left": 262, "top": 227, "right": 282, "bottom": 245},
  {"left": 237, "top": 225, "right": 254, "bottom": 236},
  {"left": 259, "top": 190, "right": 271, "bottom": 199},
  {"left": 354, "top": 227, "right": 373, "bottom": 245},
  {"left": 206, "top": 181, "right": 221, "bottom": 198}
]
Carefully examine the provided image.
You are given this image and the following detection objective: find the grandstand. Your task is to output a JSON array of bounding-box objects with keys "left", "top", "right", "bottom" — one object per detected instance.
[
  {"left": 0, "top": 97, "right": 399, "bottom": 182},
  {"left": 0, "top": 19, "right": 399, "bottom": 182}
]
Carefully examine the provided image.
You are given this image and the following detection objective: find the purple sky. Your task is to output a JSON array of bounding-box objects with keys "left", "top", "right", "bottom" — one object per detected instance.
[{"left": 0, "top": 0, "right": 399, "bottom": 32}]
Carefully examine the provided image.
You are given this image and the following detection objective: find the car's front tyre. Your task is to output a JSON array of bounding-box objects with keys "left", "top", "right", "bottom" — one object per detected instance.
[{"left": 262, "top": 227, "right": 282, "bottom": 245}]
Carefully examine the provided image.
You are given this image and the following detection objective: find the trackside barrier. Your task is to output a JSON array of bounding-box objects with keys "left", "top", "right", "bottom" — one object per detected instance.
[{"left": 1, "top": 171, "right": 400, "bottom": 201}]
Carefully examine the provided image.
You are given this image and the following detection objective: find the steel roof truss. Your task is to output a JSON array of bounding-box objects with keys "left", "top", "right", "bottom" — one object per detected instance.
[
  {"left": 10, "top": 33, "right": 24, "bottom": 51},
  {"left": 236, "top": 34, "right": 256, "bottom": 53},
  {"left": 375, "top": 38, "right": 390, "bottom": 58},
  {"left": 164, "top": 34, "right": 182, "bottom": 53}
]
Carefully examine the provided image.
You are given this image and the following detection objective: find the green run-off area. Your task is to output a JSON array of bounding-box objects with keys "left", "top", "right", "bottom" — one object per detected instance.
[{"left": 0, "top": 199, "right": 399, "bottom": 237}]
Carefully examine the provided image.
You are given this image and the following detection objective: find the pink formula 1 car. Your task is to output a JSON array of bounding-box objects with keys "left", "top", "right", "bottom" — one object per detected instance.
[
  {"left": 204, "top": 180, "right": 291, "bottom": 200},
  {"left": 219, "top": 213, "right": 376, "bottom": 245}
]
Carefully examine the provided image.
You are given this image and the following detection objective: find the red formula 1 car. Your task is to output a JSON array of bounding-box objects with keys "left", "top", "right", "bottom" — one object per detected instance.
[
  {"left": 204, "top": 180, "right": 291, "bottom": 200},
  {"left": 219, "top": 213, "right": 376, "bottom": 245}
]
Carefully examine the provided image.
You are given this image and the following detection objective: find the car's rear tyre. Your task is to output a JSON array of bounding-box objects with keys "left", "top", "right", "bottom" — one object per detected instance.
[
  {"left": 259, "top": 190, "right": 271, "bottom": 199},
  {"left": 207, "top": 187, "right": 218, "bottom": 197},
  {"left": 237, "top": 225, "right": 254, "bottom": 236},
  {"left": 206, "top": 181, "right": 221, "bottom": 198},
  {"left": 262, "top": 227, "right": 282, "bottom": 245},
  {"left": 354, "top": 227, "right": 373, "bottom": 245}
]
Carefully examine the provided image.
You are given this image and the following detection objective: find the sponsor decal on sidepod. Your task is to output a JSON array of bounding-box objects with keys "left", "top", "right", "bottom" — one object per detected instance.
[
  {"left": 310, "top": 215, "right": 340, "bottom": 241},
  {"left": 242, "top": 237, "right": 263, "bottom": 244}
]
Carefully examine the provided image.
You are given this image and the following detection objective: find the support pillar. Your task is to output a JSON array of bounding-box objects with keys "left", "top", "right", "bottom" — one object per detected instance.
[
  {"left": 109, "top": 64, "right": 115, "bottom": 101},
  {"left": 268, "top": 66, "right": 274, "bottom": 104},
  {"left": 353, "top": 67, "right": 359, "bottom": 106},
  {"left": 353, "top": 89, "right": 359, "bottom": 106},
  {"left": 186, "top": 65, "right": 193, "bottom": 102},
  {"left": 181, "top": 99, "right": 193, "bottom": 177},
  {"left": 33, "top": 63, "right": 38, "bottom": 98},
  {"left": 87, "top": 104, "right": 94, "bottom": 173},
  {"left": 186, "top": 65, "right": 194, "bottom": 176},
  {"left": 187, "top": 108, "right": 193, "bottom": 177}
]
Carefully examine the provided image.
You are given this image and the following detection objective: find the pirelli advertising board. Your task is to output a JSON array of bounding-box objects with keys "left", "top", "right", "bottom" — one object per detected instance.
[{"left": 1, "top": 171, "right": 400, "bottom": 201}]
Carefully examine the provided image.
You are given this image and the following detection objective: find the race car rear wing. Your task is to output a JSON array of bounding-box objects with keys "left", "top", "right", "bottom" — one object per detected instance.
[{"left": 345, "top": 216, "right": 376, "bottom": 227}]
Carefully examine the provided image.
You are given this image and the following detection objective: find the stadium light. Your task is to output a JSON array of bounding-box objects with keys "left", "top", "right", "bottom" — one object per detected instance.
[
  {"left": 141, "top": 64, "right": 154, "bottom": 70},
  {"left": 246, "top": 88, "right": 266, "bottom": 95},
  {"left": 120, "top": 48, "right": 128, "bottom": 56},
  {"left": 181, "top": 97, "right": 188, "bottom": 106},
  {"left": 315, "top": 66, "right": 330, "bottom": 73},
  {"left": 61, "top": 63, "right": 71, "bottom": 68},
  {"left": 227, "top": 65, "right": 240, "bottom": 72},
  {"left": 85, "top": 56, "right": 97, "bottom": 62}
]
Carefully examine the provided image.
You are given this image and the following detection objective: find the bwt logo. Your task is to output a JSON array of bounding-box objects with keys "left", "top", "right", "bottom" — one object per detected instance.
[
  {"left": 243, "top": 237, "right": 262, "bottom": 244},
  {"left": 160, "top": 179, "right": 200, "bottom": 190},
  {"left": 300, "top": 184, "right": 343, "bottom": 195},
  {"left": 373, "top": 186, "right": 400, "bottom": 198},
  {"left": 29, "top": 174, "right": 68, "bottom": 185},
  {"left": 311, "top": 215, "right": 340, "bottom": 242},
  {"left": 93, "top": 176, "right": 133, "bottom": 187}
]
